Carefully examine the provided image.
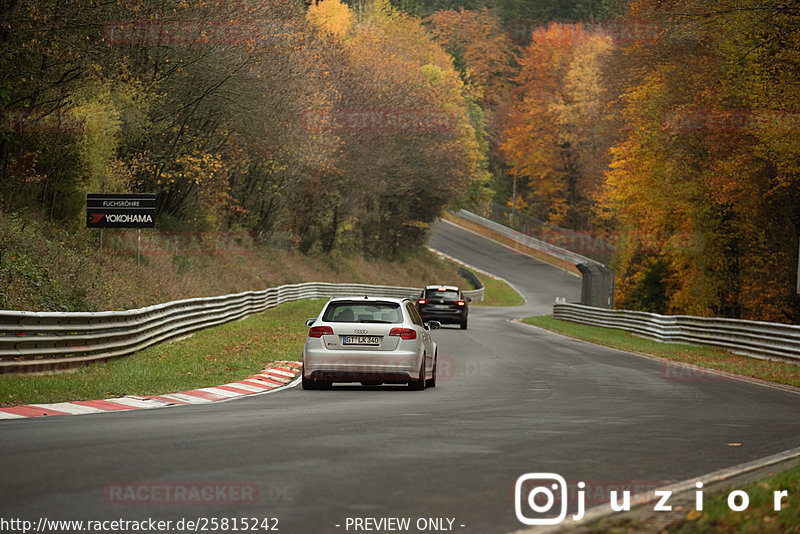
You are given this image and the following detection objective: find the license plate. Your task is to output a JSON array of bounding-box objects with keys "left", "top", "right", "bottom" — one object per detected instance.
[
  {"left": 342, "top": 336, "right": 381, "bottom": 346},
  {"left": 434, "top": 304, "right": 451, "bottom": 309}
]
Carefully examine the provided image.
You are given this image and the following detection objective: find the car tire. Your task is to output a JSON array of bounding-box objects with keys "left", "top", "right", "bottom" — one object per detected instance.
[
  {"left": 428, "top": 352, "right": 437, "bottom": 388},
  {"left": 302, "top": 376, "right": 316, "bottom": 390},
  {"left": 302, "top": 376, "right": 331, "bottom": 390},
  {"left": 409, "top": 356, "right": 426, "bottom": 391},
  {"left": 460, "top": 318, "right": 468, "bottom": 330}
]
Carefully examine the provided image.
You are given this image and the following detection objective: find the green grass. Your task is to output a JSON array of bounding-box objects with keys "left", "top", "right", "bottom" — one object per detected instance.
[
  {"left": 0, "top": 299, "right": 323, "bottom": 407},
  {"left": 669, "top": 463, "right": 800, "bottom": 533},
  {"left": 523, "top": 315, "right": 800, "bottom": 388},
  {"left": 473, "top": 273, "right": 525, "bottom": 307},
  {"left": 0, "top": 207, "right": 471, "bottom": 313},
  {"left": 433, "top": 255, "right": 525, "bottom": 307},
  {"left": 588, "top": 462, "right": 800, "bottom": 533}
]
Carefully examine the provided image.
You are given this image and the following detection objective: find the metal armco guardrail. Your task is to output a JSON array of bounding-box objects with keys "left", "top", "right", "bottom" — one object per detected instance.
[
  {"left": 553, "top": 302, "right": 800, "bottom": 362},
  {"left": 455, "top": 209, "right": 601, "bottom": 266},
  {"left": 1, "top": 282, "right": 484, "bottom": 374},
  {"left": 454, "top": 210, "right": 615, "bottom": 308}
]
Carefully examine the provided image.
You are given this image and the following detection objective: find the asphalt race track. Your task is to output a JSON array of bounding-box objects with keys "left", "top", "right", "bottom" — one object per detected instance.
[{"left": 1, "top": 220, "right": 799, "bottom": 533}]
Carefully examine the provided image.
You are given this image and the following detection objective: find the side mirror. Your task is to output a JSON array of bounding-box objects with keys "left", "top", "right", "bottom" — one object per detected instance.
[
  {"left": 305, "top": 318, "right": 316, "bottom": 327},
  {"left": 466, "top": 297, "right": 472, "bottom": 303},
  {"left": 426, "top": 321, "right": 441, "bottom": 331}
]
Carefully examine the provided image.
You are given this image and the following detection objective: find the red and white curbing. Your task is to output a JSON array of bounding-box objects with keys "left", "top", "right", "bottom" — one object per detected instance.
[{"left": 0, "top": 361, "right": 302, "bottom": 420}]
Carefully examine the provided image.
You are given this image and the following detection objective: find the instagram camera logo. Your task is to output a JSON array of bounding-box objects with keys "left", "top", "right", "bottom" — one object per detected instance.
[{"left": 515, "top": 473, "right": 570, "bottom": 525}]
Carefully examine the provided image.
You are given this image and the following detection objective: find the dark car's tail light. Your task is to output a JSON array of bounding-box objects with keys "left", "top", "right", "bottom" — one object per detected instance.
[
  {"left": 457, "top": 300, "right": 466, "bottom": 306},
  {"left": 389, "top": 328, "right": 417, "bottom": 340},
  {"left": 418, "top": 299, "right": 427, "bottom": 305},
  {"left": 308, "top": 326, "right": 333, "bottom": 338}
]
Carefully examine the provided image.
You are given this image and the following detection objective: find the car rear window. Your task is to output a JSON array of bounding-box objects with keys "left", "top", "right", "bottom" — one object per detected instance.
[
  {"left": 322, "top": 302, "right": 403, "bottom": 323},
  {"left": 424, "top": 289, "right": 459, "bottom": 300}
]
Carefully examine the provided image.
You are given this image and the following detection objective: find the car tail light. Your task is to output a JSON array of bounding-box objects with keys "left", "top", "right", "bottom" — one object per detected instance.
[
  {"left": 418, "top": 299, "right": 427, "bottom": 305},
  {"left": 457, "top": 300, "right": 466, "bottom": 306},
  {"left": 308, "top": 326, "right": 333, "bottom": 338},
  {"left": 389, "top": 328, "right": 417, "bottom": 340}
]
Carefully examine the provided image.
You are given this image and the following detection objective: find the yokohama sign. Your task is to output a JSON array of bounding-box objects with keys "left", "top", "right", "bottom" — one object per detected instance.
[{"left": 87, "top": 193, "right": 157, "bottom": 228}]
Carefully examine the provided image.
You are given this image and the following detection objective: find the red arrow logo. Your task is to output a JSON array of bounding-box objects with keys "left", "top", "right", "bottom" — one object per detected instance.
[{"left": 89, "top": 213, "right": 105, "bottom": 224}]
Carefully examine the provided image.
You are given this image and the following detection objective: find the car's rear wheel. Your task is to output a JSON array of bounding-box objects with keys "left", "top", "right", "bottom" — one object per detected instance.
[
  {"left": 302, "top": 376, "right": 332, "bottom": 390},
  {"left": 409, "top": 356, "right": 426, "bottom": 391},
  {"left": 460, "top": 318, "right": 468, "bottom": 330},
  {"left": 428, "top": 352, "right": 437, "bottom": 388}
]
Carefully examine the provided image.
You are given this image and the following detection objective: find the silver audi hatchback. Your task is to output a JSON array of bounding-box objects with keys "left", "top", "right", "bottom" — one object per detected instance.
[{"left": 301, "top": 297, "right": 440, "bottom": 390}]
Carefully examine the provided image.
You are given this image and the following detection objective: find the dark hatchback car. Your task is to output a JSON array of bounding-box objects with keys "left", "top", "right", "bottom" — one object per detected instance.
[{"left": 417, "top": 285, "right": 470, "bottom": 329}]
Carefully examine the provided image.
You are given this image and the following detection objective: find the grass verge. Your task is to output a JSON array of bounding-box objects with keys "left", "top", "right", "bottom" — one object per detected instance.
[
  {"left": 0, "top": 299, "right": 323, "bottom": 407},
  {"left": 522, "top": 315, "right": 800, "bottom": 388},
  {"left": 472, "top": 272, "right": 525, "bottom": 307},
  {"left": 587, "top": 461, "right": 800, "bottom": 533},
  {"left": 667, "top": 462, "right": 800, "bottom": 533},
  {"left": 0, "top": 207, "right": 471, "bottom": 312},
  {"left": 430, "top": 251, "right": 525, "bottom": 307}
]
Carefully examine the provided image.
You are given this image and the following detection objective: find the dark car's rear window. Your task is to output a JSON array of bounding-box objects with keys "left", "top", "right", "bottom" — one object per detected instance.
[
  {"left": 424, "top": 289, "right": 460, "bottom": 300},
  {"left": 322, "top": 302, "right": 402, "bottom": 323}
]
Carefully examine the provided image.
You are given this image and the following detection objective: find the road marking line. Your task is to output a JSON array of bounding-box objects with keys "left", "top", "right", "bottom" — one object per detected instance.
[
  {"left": 1, "top": 364, "right": 300, "bottom": 419},
  {"left": 260, "top": 377, "right": 289, "bottom": 385},
  {"left": 266, "top": 368, "right": 296, "bottom": 377},
  {"left": 248, "top": 376, "right": 286, "bottom": 386},
  {"left": 179, "top": 389, "right": 231, "bottom": 402},
  {"left": 30, "top": 403, "right": 106, "bottom": 415},
  {"left": 104, "top": 398, "right": 169, "bottom": 409},
  {"left": 156, "top": 393, "right": 213, "bottom": 404},
  {"left": 197, "top": 387, "right": 242, "bottom": 398},
  {"left": 0, "top": 405, "right": 72, "bottom": 417},
  {"left": 220, "top": 383, "right": 263, "bottom": 393},
  {"left": 72, "top": 400, "right": 139, "bottom": 412},
  {"left": 237, "top": 380, "right": 276, "bottom": 389},
  {"left": 146, "top": 395, "right": 190, "bottom": 405}
]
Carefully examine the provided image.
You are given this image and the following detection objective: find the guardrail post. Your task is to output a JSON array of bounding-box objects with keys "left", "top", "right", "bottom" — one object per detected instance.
[
  {"left": 576, "top": 263, "right": 615, "bottom": 309},
  {"left": 577, "top": 264, "right": 593, "bottom": 307},
  {"left": 600, "top": 264, "right": 615, "bottom": 309}
]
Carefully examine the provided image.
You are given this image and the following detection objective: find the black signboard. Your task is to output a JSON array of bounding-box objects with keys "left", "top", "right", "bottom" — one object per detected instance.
[{"left": 87, "top": 193, "right": 156, "bottom": 228}]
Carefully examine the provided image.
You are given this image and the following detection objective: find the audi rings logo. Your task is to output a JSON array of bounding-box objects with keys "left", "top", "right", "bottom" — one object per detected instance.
[{"left": 354, "top": 329, "right": 368, "bottom": 335}]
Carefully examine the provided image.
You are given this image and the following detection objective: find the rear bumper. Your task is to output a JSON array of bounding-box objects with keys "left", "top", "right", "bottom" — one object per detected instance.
[
  {"left": 420, "top": 308, "right": 467, "bottom": 324},
  {"left": 303, "top": 348, "right": 421, "bottom": 383}
]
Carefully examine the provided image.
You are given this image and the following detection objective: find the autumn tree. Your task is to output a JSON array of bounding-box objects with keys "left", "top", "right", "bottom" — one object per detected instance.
[
  {"left": 501, "top": 23, "right": 614, "bottom": 229},
  {"left": 305, "top": 0, "right": 488, "bottom": 254},
  {"left": 600, "top": 0, "right": 800, "bottom": 322}
]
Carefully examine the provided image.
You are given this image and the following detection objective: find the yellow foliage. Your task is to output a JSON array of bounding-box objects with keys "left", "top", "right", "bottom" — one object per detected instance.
[{"left": 307, "top": 0, "right": 355, "bottom": 40}]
